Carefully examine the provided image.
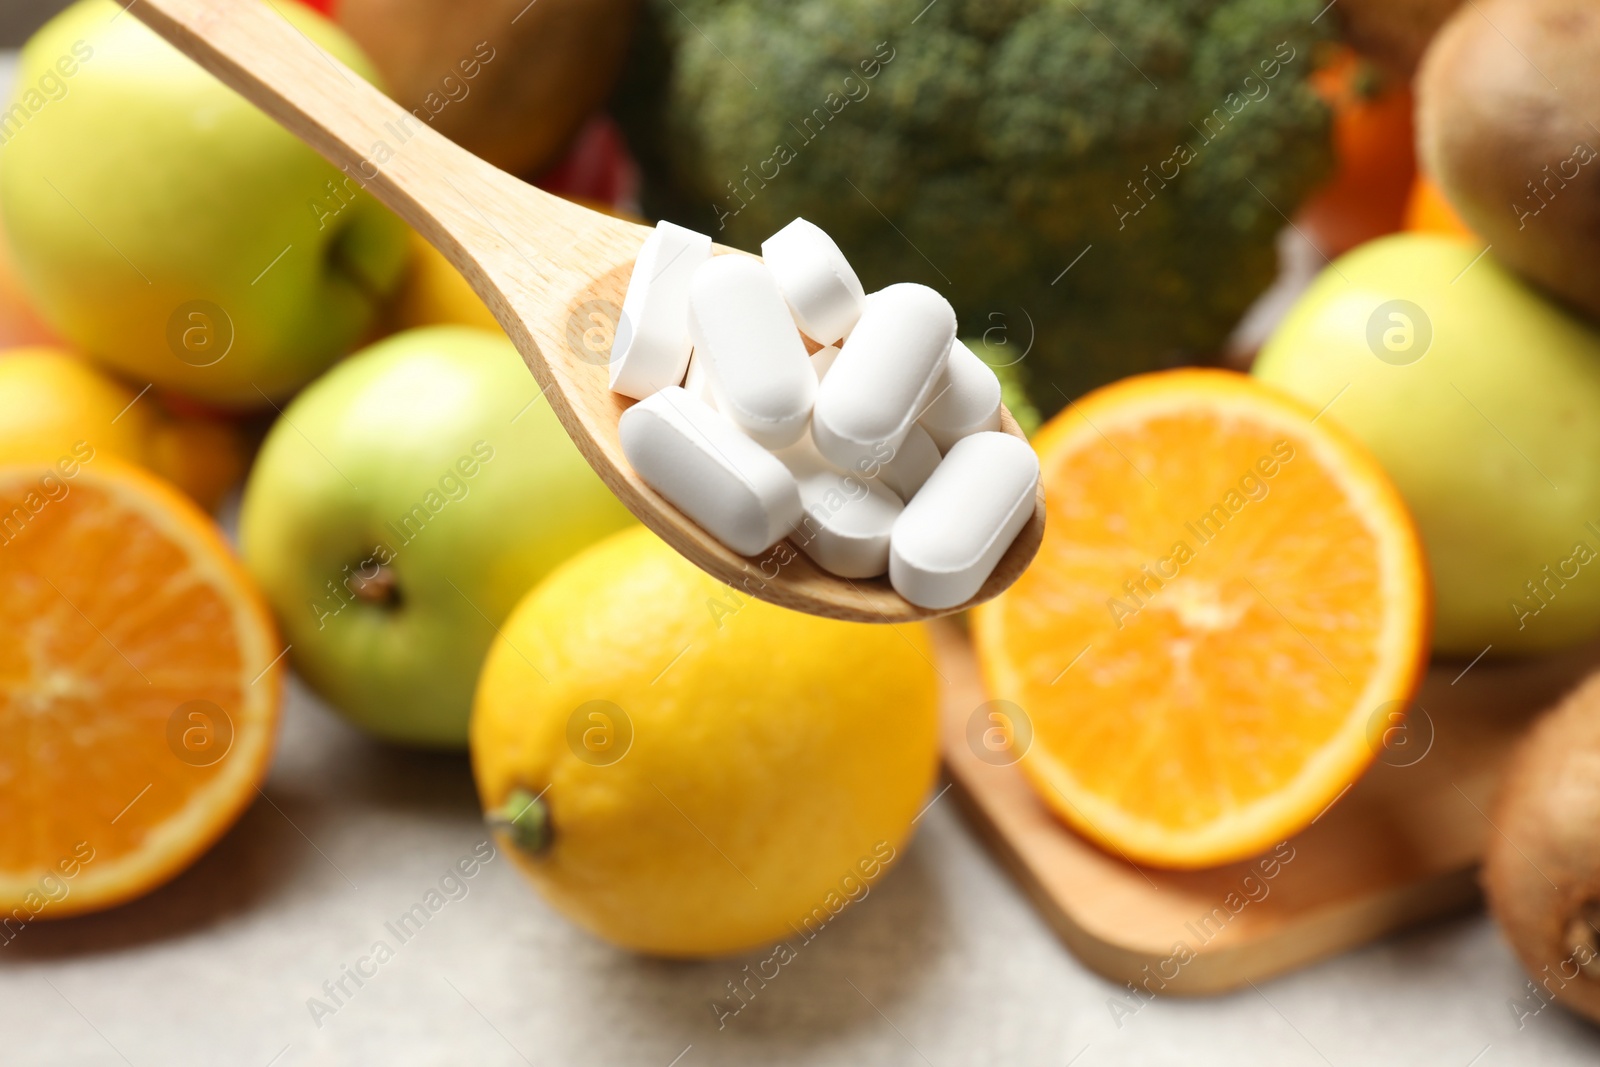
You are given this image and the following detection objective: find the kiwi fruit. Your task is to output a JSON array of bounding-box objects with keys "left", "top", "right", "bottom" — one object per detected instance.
[
  {"left": 1416, "top": 0, "right": 1600, "bottom": 323},
  {"left": 1337, "top": 0, "right": 1465, "bottom": 79},
  {"left": 1484, "top": 670, "right": 1600, "bottom": 1025},
  {"left": 336, "top": 0, "right": 638, "bottom": 179}
]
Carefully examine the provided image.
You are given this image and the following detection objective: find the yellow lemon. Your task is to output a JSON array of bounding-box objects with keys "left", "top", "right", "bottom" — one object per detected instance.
[
  {"left": 389, "top": 202, "right": 642, "bottom": 336},
  {"left": 471, "top": 526, "right": 941, "bottom": 957},
  {"left": 389, "top": 230, "right": 501, "bottom": 334},
  {"left": 0, "top": 346, "right": 248, "bottom": 509}
]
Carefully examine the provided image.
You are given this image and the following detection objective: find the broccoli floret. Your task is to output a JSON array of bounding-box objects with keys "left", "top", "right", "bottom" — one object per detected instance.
[{"left": 614, "top": 0, "right": 1334, "bottom": 415}]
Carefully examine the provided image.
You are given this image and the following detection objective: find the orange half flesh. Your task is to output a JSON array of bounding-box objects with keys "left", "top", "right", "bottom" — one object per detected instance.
[
  {"left": 973, "top": 369, "right": 1430, "bottom": 868},
  {"left": 0, "top": 459, "right": 281, "bottom": 920}
]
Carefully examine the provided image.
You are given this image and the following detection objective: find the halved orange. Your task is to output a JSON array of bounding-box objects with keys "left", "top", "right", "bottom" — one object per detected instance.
[
  {"left": 973, "top": 369, "right": 1430, "bottom": 869},
  {"left": 0, "top": 458, "right": 281, "bottom": 921}
]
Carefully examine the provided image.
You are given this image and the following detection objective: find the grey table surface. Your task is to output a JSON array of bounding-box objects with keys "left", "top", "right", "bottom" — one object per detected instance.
[
  {"left": 6, "top": 663, "right": 1600, "bottom": 1067},
  {"left": 6, "top": 45, "right": 1600, "bottom": 1067}
]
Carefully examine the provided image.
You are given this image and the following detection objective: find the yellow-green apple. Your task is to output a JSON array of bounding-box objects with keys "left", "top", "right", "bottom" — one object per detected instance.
[
  {"left": 240, "top": 326, "right": 635, "bottom": 746},
  {"left": 1254, "top": 233, "right": 1600, "bottom": 654},
  {"left": 0, "top": 0, "right": 408, "bottom": 407}
]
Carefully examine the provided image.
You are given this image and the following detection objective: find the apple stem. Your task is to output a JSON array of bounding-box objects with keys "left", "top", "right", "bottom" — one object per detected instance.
[
  {"left": 487, "top": 787, "right": 551, "bottom": 855},
  {"left": 352, "top": 564, "right": 398, "bottom": 606}
]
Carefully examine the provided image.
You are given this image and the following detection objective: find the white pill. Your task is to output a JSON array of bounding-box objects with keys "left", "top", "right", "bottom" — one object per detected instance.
[
  {"left": 777, "top": 435, "right": 903, "bottom": 579},
  {"left": 688, "top": 255, "right": 815, "bottom": 449},
  {"left": 874, "top": 424, "right": 942, "bottom": 502},
  {"left": 609, "top": 221, "right": 712, "bottom": 400},
  {"left": 919, "top": 340, "right": 1003, "bottom": 452},
  {"left": 682, "top": 350, "right": 718, "bottom": 409},
  {"left": 812, "top": 283, "right": 956, "bottom": 471},
  {"left": 761, "top": 218, "right": 866, "bottom": 345},
  {"left": 810, "top": 344, "right": 840, "bottom": 382},
  {"left": 619, "top": 387, "right": 801, "bottom": 556},
  {"left": 804, "top": 348, "right": 933, "bottom": 502},
  {"left": 890, "top": 432, "right": 1039, "bottom": 610}
]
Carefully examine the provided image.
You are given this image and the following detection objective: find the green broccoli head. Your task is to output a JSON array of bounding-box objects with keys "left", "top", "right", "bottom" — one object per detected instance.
[{"left": 614, "top": 0, "right": 1335, "bottom": 414}]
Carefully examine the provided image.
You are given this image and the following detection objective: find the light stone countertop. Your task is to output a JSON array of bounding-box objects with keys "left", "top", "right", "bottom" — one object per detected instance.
[{"left": 6, "top": 663, "right": 1600, "bottom": 1067}]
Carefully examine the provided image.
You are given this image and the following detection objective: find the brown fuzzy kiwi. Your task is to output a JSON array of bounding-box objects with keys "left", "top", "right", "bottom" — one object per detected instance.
[
  {"left": 1484, "top": 670, "right": 1600, "bottom": 1025},
  {"left": 1337, "top": 0, "right": 1465, "bottom": 80},
  {"left": 336, "top": 0, "right": 638, "bottom": 179},
  {"left": 1416, "top": 0, "right": 1600, "bottom": 322}
]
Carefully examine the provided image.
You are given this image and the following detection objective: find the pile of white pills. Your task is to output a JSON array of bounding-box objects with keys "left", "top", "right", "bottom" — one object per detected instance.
[{"left": 610, "top": 217, "right": 1040, "bottom": 610}]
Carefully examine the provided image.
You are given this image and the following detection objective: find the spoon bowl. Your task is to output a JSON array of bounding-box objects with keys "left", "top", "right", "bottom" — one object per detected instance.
[{"left": 132, "top": 0, "right": 1044, "bottom": 622}]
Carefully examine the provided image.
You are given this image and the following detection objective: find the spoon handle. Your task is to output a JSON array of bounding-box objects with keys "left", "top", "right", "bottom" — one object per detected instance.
[{"left": 134, "top": 0, "right": 461, "bottom": 228}]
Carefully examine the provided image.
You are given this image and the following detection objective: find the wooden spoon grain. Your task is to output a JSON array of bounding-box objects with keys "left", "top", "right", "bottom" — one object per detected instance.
[{"left": 131, "top": 0, "right": 1045, "bottom": 622}]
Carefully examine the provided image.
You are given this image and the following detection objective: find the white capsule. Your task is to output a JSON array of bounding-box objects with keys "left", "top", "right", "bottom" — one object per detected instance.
[
  {"left": 890, "top": 432, "right": 1039, "bottom": 610},
  {"left": 812, "top": 283, "right": 956, "bottom": 471},
  {"left": 919, "top": 340, "right": 1003, "bottom": 452},
  {"left": 804, "top": 346, "right": 934, "bottom": 502},
  {"left": 874, "top": 424, "right": 942, "bottom": 502},
  {"left": 619, "top": 387, "right": 801, "bottom": 556},
  {"left": 761, "top": 218, "right": 866, "bottom": 345},
  {"left": 682, "top": 350, "right": 718, "bottom": 410},
  {"left": 776, "top": 434, "right": 903, "bottom": 579},
  {"left": 609, "top": 221, "right": 712, "bottom": 400},
  {"left": 688, "top": 255, "right": 815, "bottom": 449}
]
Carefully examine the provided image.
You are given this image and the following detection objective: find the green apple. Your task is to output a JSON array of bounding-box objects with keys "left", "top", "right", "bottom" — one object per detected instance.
[
  {"left": 240, "top": 326, "right": 635, "bottom": 747},
  {"left": 0, "top": 0, "right": 407, "bottom": 407},
  {"left": 1254, "top": 234, "right": 1600, "bottom": 655}
]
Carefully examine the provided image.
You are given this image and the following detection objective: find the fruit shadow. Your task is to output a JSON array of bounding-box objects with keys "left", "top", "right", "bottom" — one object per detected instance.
[
  {"left": 1, "top": 794, "right": 307, "bottom": 961},
  {"left": 560, "top": 829, "right": 952, "bottom": 1055}
]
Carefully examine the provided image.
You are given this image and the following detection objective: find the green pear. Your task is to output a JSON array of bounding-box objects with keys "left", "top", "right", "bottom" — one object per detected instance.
[
  {"left": 1254, "top": 234, "right": 1600, "bottom": 655},
  {"left": 240, "top": 327, "right": 635, "bottom": 747},
  {"left": 0, "top": 0, "right": 408, "bottom": 407}
]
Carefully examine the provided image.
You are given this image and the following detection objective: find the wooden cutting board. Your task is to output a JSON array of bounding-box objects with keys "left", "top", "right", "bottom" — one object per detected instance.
[{"left": 934, "top": 622, "right": 1599, "bottom": 995}]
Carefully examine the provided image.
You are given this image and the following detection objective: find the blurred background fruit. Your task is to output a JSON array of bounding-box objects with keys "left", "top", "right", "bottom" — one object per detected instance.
[
  {"left": 387, "top": 229, "right": 502, "bottom": 335},
  {"left": 531, "top": 115, "right": 638, "bottom": 205},
  {"left": 0, "top": 208, "right": 58, "bottom": 348},
  {"left": 0, "top": 0, "right": 408, "bottom": 408},
  {"left": 0, "top": 346, "right": 249, "bottom": 509},
  {"left": 0, "top": 458, "right": 282, "bottom": 917},
  {"left": 1404, "top": 173, "right": 1475, "bottom": 238},
  {"left": 472, "top": 526, "right": 940, "bottom": 956},
  {"left": 336, "top": 0, "right": 637, "bottom": 179},
  {"left": 240, "top": 326, "right": 635, "bottom": 748},
  {"left": 973, "top": 369, "right": 1429, "bottom": 868},
  {"left": 1255, "top": 234, "right": 1600, "bottom": 654},
  {"left": 1417, "top": 0, "right": 1600, "bottom": 324},
  {"left": 1484, "top": 671, "right": 1600, "bottom": 1028},
  {"left": 1295, "top": 47, "right": 1416, "bottom": 259},
  {"left": 387, "top": 194, "right": 642, "bottom": 336},
  {"left": 1335, "top": 0, "right": 1464, "bottom": 80},
  {"left": 614, "top": 0, "right": 1337, "bottom": 412}
]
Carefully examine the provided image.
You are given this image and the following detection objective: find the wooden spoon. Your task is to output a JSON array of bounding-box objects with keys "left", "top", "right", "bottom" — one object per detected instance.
[{"left": 131, "top": 0, "right": 1045, "bottom": 623}]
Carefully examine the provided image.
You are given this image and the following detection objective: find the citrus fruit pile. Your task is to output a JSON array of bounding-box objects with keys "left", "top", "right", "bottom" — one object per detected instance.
[{"left": 974, "top": 370, "right": 1431, "bottom": 868}]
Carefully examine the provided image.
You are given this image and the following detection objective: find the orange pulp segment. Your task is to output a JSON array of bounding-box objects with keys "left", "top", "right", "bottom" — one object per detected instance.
[
  {"left": 0, "top": 458, "right": 281, "bottom": 920},
  {"left": 972, "top": 369, "right": 1430, "bottom": 868}
]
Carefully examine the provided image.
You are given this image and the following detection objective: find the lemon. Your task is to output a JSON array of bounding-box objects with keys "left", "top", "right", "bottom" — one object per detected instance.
[
  {"left": 388, "top": 230, "right": 501, "bottom": 335},
  {"left": 470, "top": 526, "right": 941, "bottom": 957}
]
